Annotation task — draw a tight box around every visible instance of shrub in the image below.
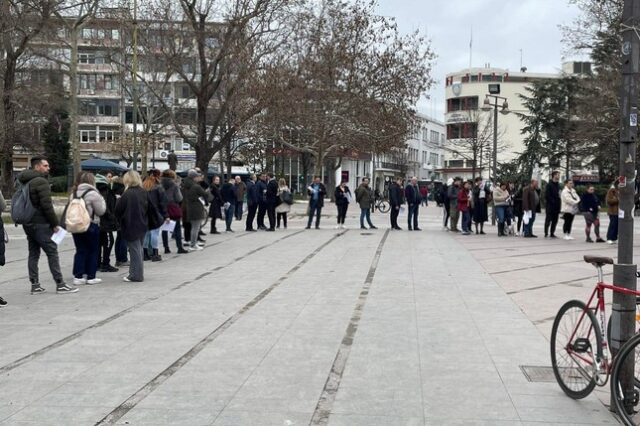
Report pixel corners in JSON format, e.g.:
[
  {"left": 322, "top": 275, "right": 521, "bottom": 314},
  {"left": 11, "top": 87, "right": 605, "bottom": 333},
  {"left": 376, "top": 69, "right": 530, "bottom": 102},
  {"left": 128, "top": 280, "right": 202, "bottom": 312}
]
[{"left": 50, "top": 176, "right": 68, "bottom": 193}]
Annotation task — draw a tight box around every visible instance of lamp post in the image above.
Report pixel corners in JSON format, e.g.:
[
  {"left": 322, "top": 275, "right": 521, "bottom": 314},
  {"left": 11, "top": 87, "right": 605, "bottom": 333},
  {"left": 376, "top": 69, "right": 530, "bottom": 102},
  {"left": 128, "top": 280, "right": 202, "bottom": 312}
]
[{"left": 481, "top": 94, "right": 509, "bottom": 225}]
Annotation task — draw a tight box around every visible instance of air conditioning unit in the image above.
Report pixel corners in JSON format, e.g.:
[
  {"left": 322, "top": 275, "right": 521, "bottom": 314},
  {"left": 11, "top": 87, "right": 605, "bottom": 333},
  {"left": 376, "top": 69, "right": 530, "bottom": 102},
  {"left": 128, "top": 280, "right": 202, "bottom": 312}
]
[{"left": 159, "top": 150, "right": 168, "bottom": 159}]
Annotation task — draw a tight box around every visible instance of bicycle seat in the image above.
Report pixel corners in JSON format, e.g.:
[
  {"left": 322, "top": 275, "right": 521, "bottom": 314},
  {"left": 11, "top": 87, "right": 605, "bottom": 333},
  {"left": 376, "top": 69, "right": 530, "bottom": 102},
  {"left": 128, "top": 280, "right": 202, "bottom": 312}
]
[{"left": 583, "top": 255, "right": 614, "bottom": 266}]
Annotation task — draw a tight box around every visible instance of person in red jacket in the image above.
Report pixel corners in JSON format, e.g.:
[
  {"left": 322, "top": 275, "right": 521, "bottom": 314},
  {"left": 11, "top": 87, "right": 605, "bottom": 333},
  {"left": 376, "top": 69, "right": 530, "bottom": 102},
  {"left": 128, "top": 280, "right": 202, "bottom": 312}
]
[
  {"left": 458, "top": 180, "right": 472, "bottom": 235},
  {"left": 420, "top": 185, "right": 428, "bottom": 206}
]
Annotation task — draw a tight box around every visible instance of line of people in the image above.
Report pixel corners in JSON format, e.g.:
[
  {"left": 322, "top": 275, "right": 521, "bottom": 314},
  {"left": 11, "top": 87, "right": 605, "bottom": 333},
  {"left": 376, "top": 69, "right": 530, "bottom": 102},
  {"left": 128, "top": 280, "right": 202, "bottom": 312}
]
[{"left": 439, "top": 171, "right": 619, "bottom": 243}]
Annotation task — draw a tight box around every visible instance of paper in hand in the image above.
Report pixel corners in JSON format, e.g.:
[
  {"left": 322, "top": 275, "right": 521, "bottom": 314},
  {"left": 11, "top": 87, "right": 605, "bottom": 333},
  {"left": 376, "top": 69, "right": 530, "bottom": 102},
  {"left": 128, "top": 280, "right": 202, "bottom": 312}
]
[
  {"left": 160, "top": 220, "right": 176, "bottom": 233},
  {"left": 51, "top": 228, "right": 67, "bottom": 246}
]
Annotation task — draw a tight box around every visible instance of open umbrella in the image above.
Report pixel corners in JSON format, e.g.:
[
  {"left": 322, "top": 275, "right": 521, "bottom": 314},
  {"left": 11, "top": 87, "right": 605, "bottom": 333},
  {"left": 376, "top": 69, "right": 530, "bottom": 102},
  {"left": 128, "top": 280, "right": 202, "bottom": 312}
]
[{"left": 81, "top": 158, "right": 129, "bottom": 174}]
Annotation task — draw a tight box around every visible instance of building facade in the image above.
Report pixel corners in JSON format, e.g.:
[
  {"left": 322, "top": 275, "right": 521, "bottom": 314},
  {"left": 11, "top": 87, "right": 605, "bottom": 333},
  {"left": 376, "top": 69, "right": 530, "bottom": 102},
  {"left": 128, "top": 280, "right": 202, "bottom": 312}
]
[{"left": 440, "top": 65, "right": 572, "bottom": 181}]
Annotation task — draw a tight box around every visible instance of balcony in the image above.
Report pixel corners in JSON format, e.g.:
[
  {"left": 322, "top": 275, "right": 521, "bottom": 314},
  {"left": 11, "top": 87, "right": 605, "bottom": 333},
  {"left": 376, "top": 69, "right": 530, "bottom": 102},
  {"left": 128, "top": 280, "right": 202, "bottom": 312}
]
[
  {"left": 445, "top": 111, "right": 475, "bottom": 125},
  {"left": 78, "top": 89, "right": 120, "bottom": 98},
  {"left": 78, "top": 115, "right": 120, "bottom": 125},
  {"left": 77, "top": 63, "right": 119, "bottom": 74}
]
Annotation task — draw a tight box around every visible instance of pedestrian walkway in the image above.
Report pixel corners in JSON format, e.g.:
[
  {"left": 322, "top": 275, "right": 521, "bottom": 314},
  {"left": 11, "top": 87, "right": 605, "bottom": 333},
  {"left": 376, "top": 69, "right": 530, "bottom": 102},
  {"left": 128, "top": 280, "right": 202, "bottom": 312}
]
[{"left": 0, "top": 207, "right": 617, "bottom": 425}]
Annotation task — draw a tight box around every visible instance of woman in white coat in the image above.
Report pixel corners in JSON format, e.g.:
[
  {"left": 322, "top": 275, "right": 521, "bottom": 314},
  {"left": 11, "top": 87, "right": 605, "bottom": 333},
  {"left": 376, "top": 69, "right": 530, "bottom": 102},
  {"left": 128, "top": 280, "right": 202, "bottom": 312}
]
[{"left": 560, "top": 179, "right": 580, "bottom": 240}]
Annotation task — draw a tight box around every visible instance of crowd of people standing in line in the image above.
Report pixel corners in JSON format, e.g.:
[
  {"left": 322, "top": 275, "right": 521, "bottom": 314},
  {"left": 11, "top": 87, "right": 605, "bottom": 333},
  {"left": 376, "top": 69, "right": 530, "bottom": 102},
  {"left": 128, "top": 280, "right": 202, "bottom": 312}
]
[
  {"left": 438, "top": 171, "right": 620, "bottom": 243},
  {"left": 0, "top": 156, "right": 622, "bottom": 308}
]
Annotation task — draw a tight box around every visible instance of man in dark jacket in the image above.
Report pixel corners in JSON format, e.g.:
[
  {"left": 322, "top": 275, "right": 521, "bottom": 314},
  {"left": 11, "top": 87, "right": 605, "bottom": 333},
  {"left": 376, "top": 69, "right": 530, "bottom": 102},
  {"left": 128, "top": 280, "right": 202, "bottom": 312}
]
[
  {"left": 306, "top": 176, "right": 327, "bottom": 229},
  {"left": 405, "top": 177, "right": 421, "bottom": 231},
  {"left": 522, "top": 179, "right": 540, "bottom": 238},
  {"left": 18, "top": 156, "right": 77, "bottom": 294},
  {"left": 220, "top": 178, "right": 236, "bottom": 232},
  {"left": 581, "top": 185, "right": 605, "bottom": 243},
  {"left": 245, "top": 174, "right": 258, "bottom": 231},
  {"left": 544, "top": 171, "right": 561, "bottom": 238},
  {"left": 256, "top": 174, "right": 268, "bottom": 230},
  {"left": 234, "top": 176, "right": 246, "bottom": 221},
  {"left": 167, "top": 150, "right": 178, "bottom": 171},
  {"left": 265, "top": 173, "right": 278, "bottom": 231},
  {"left": 388, "top": 177, "right": 403, "bottom": 230}
]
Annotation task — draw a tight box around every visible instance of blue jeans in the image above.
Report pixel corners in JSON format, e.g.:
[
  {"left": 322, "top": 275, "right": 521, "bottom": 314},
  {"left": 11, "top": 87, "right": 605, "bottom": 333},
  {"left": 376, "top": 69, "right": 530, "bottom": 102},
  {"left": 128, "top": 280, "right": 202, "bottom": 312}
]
[
  {"left": 524, "top": 212, "right": 536, "bottom": 236},
  {"left": 461, "top": 210, "right": 471, "bottom": 232},
  {"left": 360, "top": 208, "right": 374, "bottom": 228},
  {"left": 143, "top": 228, "right": 160, "bottom": 251},
  {"left": 225, "top": 205, "right": 234, "bottom": 230},
  {"left": 307, "top": 201, "right": 322, "bottom": 228},
  {"left": 495, "top": 206, "right": 507, "bottom": 224},
  {"left": 72, "top": 222, "right": 100, "bottom": 279}
]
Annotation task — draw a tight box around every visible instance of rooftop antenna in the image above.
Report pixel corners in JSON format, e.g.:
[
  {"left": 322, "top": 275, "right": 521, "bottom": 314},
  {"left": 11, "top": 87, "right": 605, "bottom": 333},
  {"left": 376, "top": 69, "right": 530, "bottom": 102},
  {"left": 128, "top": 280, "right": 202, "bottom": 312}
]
[{"left": 519, "top": 49, "right": 523, "bottom": 70}]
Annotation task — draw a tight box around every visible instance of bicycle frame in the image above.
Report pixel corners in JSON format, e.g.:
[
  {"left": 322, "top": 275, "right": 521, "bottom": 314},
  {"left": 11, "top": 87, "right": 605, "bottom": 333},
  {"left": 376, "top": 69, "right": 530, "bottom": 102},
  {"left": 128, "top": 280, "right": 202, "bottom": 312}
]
[{"left": 574, "top": 265, "right": 640, "bottom": 379}]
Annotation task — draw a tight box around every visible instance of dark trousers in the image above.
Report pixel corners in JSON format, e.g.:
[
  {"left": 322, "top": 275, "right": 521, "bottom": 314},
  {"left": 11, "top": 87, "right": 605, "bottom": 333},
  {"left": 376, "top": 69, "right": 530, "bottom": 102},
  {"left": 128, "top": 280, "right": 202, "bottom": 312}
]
[
  {"left": 408, "top": 204, "right": 419, "bottom": 229},
  {"left": 115, "top": 231, "right": 128, "bottom": 262},
  {"left": 524, "top": 212, "right": 536, "bottom": 236},
  {"left": 162, "top": 218, "right": 184, "bottom": 250},
  {"left": 235, "top": 201, "right": 243, "bottom": 220},
  {"left": 23, "top": 223, "right": 64, "bottom": 285},
  {"left": 257, "top": 203, "right": 267, "bottom": 228},
  {"left": 337, "top": 204, "right": 348, "bottom": 224},
  {"left": 544, "top": 210, "right": 559, "bottom": 236},
  {"left": 449, "top": 205, "right": 459, "bottom": 231},
  {"left": 246, "top": 203, "right": 257, "bottom": 230},
  {"left": 443, "top": 204, "right": 450, "bottom": 227},
  {"left": 307, "top": 201, "right": 322, "bottom": 228},
  {"left": 607, "top": 214, "right": 619, "bottom": 241},
  {"left": 267, "top": 202, "right": 276, "bottom": 230},
  {"left": 183, "top": 220, "right": 192, "bottom": 242},
  {"left": 461, "top": 210, "right": 472, "bottom": 232},
  {"left": 390, "top": 205, "right": 400, "bottom": 228},
  {"left": 562, "top": 213, "right": 575, "bottom": 234},
  {"left": 225, "top": 205, "right": 234, "bottom": 230},
  {"left": 72, "top": 223, "right": 100, "bottom": 280},
  {"left": 277, "top": 212, "right": 288, "bottom": 228},
  {"left": 99, "top": 230, "right": 115, "bottom": 267}
]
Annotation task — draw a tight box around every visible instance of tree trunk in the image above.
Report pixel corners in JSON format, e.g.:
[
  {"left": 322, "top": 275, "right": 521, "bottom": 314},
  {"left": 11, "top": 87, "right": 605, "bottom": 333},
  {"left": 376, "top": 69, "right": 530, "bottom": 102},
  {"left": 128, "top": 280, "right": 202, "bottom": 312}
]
[
  {"left": 1, "top": 59, "right": 17, "bottom": 195},
  {"left": 226, "top": 139, "right": 232, "bottom": 178},
  {"left": 69, "top": 30, "right": 81, "bottom": 182}
]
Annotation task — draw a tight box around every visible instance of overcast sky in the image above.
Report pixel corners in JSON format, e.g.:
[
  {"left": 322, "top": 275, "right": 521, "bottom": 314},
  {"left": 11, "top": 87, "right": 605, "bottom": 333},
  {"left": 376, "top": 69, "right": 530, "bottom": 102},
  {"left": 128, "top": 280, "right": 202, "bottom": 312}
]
[{"left": 375, "top": 0, "right": 584, "bottom": 120}]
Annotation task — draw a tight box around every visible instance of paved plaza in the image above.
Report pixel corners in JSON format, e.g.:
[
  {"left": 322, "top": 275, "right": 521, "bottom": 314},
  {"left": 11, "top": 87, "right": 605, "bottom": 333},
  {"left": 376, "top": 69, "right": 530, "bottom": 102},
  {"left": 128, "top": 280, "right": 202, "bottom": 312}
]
[{"left": 0, "top": 204, "right": 624, "bottom": 425}]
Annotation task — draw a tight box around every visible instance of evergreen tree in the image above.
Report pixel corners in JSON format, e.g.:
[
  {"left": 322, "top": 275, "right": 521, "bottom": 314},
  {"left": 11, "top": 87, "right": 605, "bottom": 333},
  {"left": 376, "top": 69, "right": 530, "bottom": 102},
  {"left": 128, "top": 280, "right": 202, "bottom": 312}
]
[{"left": 42, "top": 111, "right": 70, "bottom": 177}]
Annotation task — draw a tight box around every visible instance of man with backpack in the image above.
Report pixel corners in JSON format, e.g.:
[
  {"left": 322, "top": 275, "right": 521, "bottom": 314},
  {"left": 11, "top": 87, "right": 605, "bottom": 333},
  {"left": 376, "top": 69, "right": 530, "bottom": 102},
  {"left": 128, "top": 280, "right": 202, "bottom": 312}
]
[{"left": 14, "top": 156, "right": 77, "bottom": 294}]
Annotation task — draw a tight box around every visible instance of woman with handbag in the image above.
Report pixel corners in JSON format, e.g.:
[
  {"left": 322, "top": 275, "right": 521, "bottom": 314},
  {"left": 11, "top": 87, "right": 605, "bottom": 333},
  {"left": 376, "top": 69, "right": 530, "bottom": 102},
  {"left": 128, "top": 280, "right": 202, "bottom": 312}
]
[
  {"left": 276, "top": 178, "right": 292, "bottom": 229},
  {"left": 334, "top": 180, "right": 351, "bottom": 229},
  {"left": 161, "top": 170, "right": 187, "bottom": 254}
]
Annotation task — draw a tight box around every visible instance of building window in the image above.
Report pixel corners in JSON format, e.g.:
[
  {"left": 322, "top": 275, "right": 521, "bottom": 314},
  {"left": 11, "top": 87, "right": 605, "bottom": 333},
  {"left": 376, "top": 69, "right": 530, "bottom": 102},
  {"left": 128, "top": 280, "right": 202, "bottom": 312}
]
[
  {"left": 98, "top": 129, "right": 116, "bottom": 142},
  {"left": 447, "top": 96, "right": 479, "bottom": 113},
  {"left": 80, "top": 129, "right": 97, "bottom": 143},
  {"left": 446, "top": 123, "right": 477, "bottom": 139},
  {"left": 430, "top": 153, "right": 439, "bottom": 166}
]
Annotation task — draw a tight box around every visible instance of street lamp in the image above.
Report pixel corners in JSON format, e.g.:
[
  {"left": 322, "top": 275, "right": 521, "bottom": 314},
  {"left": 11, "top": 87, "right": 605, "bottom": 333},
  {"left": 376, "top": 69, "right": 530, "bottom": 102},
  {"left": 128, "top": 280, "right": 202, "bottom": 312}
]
[{"left": 481, "top": 94, "right": 509, "bottom": 225}]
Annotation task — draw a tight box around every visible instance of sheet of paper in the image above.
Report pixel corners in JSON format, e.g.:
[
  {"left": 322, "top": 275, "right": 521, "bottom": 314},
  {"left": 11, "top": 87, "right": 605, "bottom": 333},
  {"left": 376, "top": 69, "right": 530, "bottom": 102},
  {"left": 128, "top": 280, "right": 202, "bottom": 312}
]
[
  {"left": 160, "top": 220, "right": 176, "bottom": 233},
  {"left": 51, "top": 228, "right": 67, "bottom": 246}
]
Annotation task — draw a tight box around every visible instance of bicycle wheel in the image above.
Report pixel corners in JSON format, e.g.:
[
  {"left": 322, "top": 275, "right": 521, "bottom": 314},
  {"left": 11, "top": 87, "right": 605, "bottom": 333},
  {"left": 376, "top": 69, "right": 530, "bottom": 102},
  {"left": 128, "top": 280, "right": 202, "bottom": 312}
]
[
  {"left": 611, "top": 333, "right": 640, "bottom": 425},
  {"left": 551, "top": 300, "right": 602, "bottom": 399},
  {"left": 378, "top": 200, "right": 390, "bottom": 213},
  {"left": 607, "top": 313, "right": 640, "bottom": 388}
]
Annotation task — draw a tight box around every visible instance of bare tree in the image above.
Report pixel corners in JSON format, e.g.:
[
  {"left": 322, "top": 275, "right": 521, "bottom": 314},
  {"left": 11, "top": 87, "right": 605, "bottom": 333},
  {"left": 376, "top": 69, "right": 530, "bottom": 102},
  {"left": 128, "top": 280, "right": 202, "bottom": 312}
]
[
  {"left": 0, "top": 0, "right": 57, "bottom": 193},
  {"left": 257, "top": 0, "right": 435, "bottom": 176}
]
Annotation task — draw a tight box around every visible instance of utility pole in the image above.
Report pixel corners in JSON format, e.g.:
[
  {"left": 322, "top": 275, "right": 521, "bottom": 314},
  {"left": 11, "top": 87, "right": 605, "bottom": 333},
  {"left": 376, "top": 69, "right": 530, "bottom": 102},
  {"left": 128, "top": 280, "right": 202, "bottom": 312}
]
[
  {"left": 131, "top": 0, "right": 139, "bottom": 172},
  {"left": 610, "top": 0, "right": 639, "bottom": 414}
]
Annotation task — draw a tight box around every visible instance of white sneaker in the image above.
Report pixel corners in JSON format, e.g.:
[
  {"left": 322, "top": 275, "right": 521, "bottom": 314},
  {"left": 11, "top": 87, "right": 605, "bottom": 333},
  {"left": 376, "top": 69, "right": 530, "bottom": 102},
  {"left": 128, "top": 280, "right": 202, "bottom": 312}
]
[
  {"left": 607, "top": 240, "right": 614, "bottom": 245},
  {"left": 192, "top": 245, "right": 203, "bottom": 251},
  {"left": 73, "top": 277, "right": 86, "bottom": 285},
  {"left": 86, "top": 278, "right": 102, "bottom": 285},
  {"left": 566, "top": 235, "right": 574, "bottom": 240},
  {"left": 335, "top": 225, "right": 341, "bottom": 229},
  {"left": 563, "top": 234, "right": 571, "bottom": 240}
]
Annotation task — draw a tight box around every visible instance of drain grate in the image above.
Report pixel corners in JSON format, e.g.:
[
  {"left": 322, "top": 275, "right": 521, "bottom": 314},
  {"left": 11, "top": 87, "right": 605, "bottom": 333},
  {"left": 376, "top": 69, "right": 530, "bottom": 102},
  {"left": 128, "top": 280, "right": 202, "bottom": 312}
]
[
  {"left": 360, "top": 232, "right": 373, "bottom": 235},
  {"left": 520, "top": 365, "right": 556, "bottom": 383}
]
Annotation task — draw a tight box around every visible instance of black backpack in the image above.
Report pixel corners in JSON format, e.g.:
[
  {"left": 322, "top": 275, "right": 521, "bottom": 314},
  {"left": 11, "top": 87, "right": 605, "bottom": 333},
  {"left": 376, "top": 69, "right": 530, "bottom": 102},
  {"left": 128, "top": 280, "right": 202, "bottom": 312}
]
[
  {"left": 281, "top": 191, "right": 294, "bottom": 205},
  {"left": 11, "top": 182, "right": 37, "bottom": 225}
]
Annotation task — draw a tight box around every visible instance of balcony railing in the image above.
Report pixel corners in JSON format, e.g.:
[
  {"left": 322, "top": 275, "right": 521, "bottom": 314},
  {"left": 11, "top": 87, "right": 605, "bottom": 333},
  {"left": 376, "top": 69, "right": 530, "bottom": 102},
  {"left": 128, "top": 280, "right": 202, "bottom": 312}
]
[
  {"left": 78, "top": 115, "right": 120, "bottom": 125},
  {"left": 78, "top": 88, "right": 121, "bottom": 98}
]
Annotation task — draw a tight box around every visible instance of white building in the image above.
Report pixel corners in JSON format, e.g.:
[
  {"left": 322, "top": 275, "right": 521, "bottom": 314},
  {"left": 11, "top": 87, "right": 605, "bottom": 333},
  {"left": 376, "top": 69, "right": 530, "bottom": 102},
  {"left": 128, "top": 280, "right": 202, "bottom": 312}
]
[
  {"left": 405, "top": 113, "right": 446, "bottom": 182},
  {"left": 440, "top": 63, "right": 589, "bottom": 181}
]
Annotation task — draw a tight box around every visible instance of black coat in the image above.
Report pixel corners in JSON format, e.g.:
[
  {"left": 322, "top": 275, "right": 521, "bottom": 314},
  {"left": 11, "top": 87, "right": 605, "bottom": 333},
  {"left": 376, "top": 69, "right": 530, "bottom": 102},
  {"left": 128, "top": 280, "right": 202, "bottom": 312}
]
[
  {"left": 148, "top": 185, "right": 169, "bottom": 219},
  {"left": 405, "top": 184, "right": 420, "bottom": 205},
  {"left": 246, "top": 180, "right": 259, "bottom": 207},
  {"left": 96, "top": 182, "right": 118, "bottom": 232},
  {"left": 334, "top": 185, "right": 351, "bottom": 206},
  {"left": 221, "top": 183, "right": 237, "bottom": 205},
  {"left": 266, "top": 179, "right": 279, "bottom": 204},
  {"left": 208, "top": 184, "right": 223, "bottom": 219},
  {"left": 256, "top": 180, "right": 267, "bottom": 204},
  {"left": 389, "top": 183, "right": 403, "bottom": 207},
  {"left": 545, "top": 181, "right": 561, "bottom": 213},
  {"left": 17, "top": 169, "right": 58, "bottom": 227},
  {"left": 114, "top": 186, "right": 149, "bottom": 242}
]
